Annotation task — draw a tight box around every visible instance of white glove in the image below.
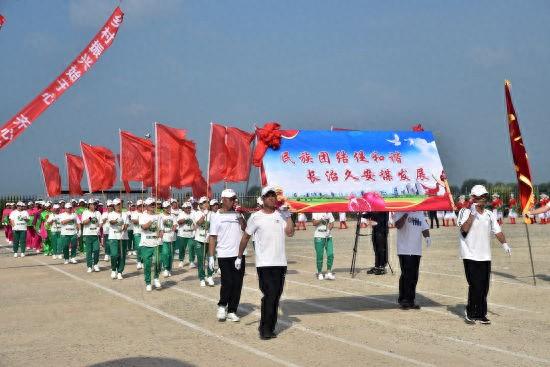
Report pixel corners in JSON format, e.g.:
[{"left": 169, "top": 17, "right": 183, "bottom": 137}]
[
  {"left": 502, "top": 243, "right": 512, "bottom": 256},
  {"left": 425, "top": 237, "right": 432, "bottom": 247},
  {"left": 234, "top": 257, "right": 242, "bottom": 270},
  {"left": 469, "top": 203, "right": 478, "bottom": 218},
  {"left": 208, "top": 256, "right": 215, "bottom": 271}
]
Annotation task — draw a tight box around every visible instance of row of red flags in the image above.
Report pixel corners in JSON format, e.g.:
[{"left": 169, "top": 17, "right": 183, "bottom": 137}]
[{"left": 39, "top": 122, "right": 256, "bottom": 199}]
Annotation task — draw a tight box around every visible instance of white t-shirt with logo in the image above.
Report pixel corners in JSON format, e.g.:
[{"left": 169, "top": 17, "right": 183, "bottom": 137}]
[
  {"left": 139, "top": 213, "right": 160, "bottom": 247},
  {"left": 130, "top": 211, "right": 142, "bottom": 235},
  {"left": 125, "top": 211, "right": 134, "bottom": 232},
  {"left": 457, "top": 208, "right": 502, "bottom": 261},
  {"left": 394, "top": 212, "right": 429, "bottom": 256},
  {"left": 107, "top": 211, "right": 129, "bottom": 240},
  {"left": 47, "top": 213, "right": 61, "bottom": 233},
  {"left": 177, "top": 211, "right": 195, "bottom": 238},
  {"left": 58, "top": 212, "right": 79, "bottom": 236},
  {"left": 192, "top": 210, "right": 211, "bottom": 243},
  {"left": 81, "top": 210, "right": 102, "bottom": 236},
  {"left": 312, "top": 212, "right": 335, "bottom": 238},
  {"left": 209, "top": 211, "right": 243, "bottom": 258},
  {"left": 101, "top": 211, "right": 111, "bottom": 235},
  {"left": 160, "top": 213, "right": 176, "bottom": 243},
  {"left": 10, "top": 210, "right": 29, "bottom": 231},
  {"left": 245, "top": 210, "right": 287, "bottom": 267}
]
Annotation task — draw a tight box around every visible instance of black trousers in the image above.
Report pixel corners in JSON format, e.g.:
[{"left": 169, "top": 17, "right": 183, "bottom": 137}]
[
  {"left": 218, "top": 256, "right": 245, "bottom": 313},
  {"left": 463, "top": 259, "right": 491, "bottom": 318},
  {"left": 398, "top": 255, "right": 421, "bottom": 305},
  {"left": 372, "top": 232, "right": 388, "bottom": 267},
  {"left": 257, "top": 266, "right": 287, "bottom": 335},
  {"left": 428, "top": 211, "right": 439, "bottom": 228}
]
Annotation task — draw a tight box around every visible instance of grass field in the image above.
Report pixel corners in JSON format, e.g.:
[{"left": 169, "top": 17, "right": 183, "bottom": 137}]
[{"left": 0, "top": 222, "right": 549, "bottom": 367}]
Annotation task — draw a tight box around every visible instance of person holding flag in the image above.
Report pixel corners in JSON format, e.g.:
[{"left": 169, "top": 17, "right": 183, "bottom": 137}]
[
  {"left": 9, "top": 202, "right": 29, "bottom": 257},
  {"left": 81, "top": 199, "right": 102, "bottom": 273},
  {"left": 58, "top": 203, "right": 80, "bottom": 264},
  {"left": 107, "top": 198, "right": 129, "bottom": 280},
  {"left": 139, "top": 198, "right": 162, "bottom": 291},
  {"left": 46, "top": 204, "right": 62, "bottom": 259},
  {"left": 126, "top": 202, "right": 136, "bottom": 256},
  {"left": 311, "top": 212, "right": 336, "bottom": 280},
  {"left": 130, "top": 200, "right": 144, "bottom": 270},
  {"left": 192, "top": 197, "right": 215, "bottom": 287},
  {"left": 457, "top": 185, "right": 512, "bottom": 324},
  {"left": 101, "top": 200, "right": 114, "bottom": 261},
  {"left": 176, "top": 202, "right": 195, "bottom": 268},
  {"left": 159, "top": 201, "right": 176, "bottom": 277}
]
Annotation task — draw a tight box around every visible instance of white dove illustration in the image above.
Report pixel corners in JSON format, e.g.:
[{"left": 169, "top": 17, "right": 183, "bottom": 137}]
[
  {"left": 386, "top": 133, "right": 401, "bottom": 146},
  {"left": 406, "top": 138, "right": 415, "bottom": 145}
]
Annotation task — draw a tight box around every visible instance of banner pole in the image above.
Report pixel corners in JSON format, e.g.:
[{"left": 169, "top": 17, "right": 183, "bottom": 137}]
[
  {"left": 349, "top": 214, "right": 361, "bottom": 278},
  {"left": 523, "top": 221, "right": 537, "bottom": 286}
]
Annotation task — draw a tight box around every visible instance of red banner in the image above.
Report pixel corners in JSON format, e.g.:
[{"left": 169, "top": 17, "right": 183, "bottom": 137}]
[
  {"left": 225, "top": 127, "right": 254, "bottom": 182},
  {"left": 208, "top": 123, "right": 228, "bottom": 184},
  {"left": 40, "top": 158, "right": 61, "bottom": 197},
  {"left": 81, "top": 142, "right": 116, "bottom": 192},
  {"left": 120, "top": 130, "right": 154, "bottom": 185},
  {"left": 0, "top": 7, "right": 124, "bottom": 150},
  {"left": 65, "top": 153, "right": 84, "bottom": 195},
  {"left": 505, "top": 80, "right": 535, "bottom": 221},
  {"left": 0, "top": 14, "right": 5, "bottom": 29},
  {"left": 155, "top": 122, "right": 187, "bottom": 188}
]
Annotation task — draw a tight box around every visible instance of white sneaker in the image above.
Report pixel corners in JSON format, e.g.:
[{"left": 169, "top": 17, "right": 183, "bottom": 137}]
[
  {"left": 146, "top": 284, "right": 152, "bottom": 292},
  {"left": 178, "top": 261, "right": 184, "bottom": 268},
  {"left": 163, "top": 270, "right": 169, "bottom": 277},
  {"left": 51, "top": 254, "right": 56, "bottom": 258},
  {"left": 69, "top": 258, "right": 77, "bottom": 264},
  {"left": 104, "top": 255, "right": 110, "bottom": 261},
  {"left": 200, "top": 280, "right": 206, "bottom": 287},
  {"left": 110, "top": 271, "right": 117, "bottom": 279},
  {"left": 36, "top": 250, "right": 40, "bottom": 254},
  {"left": 226, "top": 312, "right": 240, "bottom": 322},
  {"left": 132, "top": 251, "right": 137, "bottom": 256},
  {"left": 117, "top": 273, "right": 123, "bottom": 280},
  {"left": 64, "top": 260, "right": 69, "bottom": 265},
  {"left": 216, "top": 268, "right": 221, "bottom": 275},
  {"left": 189, "top": 262, "right": 196, "bottom": 269},
  {"left": 13, "top": 253, "right": 18, "bottom": 258},
  {"left": 167, "top": 271, "right": 172, "bottom": 277},
  {"left": 325, "top": 272, "right": 336, "bottom": 280},
  {"left": 87, "top": 267, "right": 92, "bottom": 273},
  {"left": 136, "top": 262, "right": 143, "bottom": 270},
  {"left": 317, "top": 273, "right": 324, "bottom": 280},
  {"left": 153, "top": 278, "right": 161, "bottom": 289},
  {"left": 206, "top": 277, "right": 215, "bottom": 286},
  {"left": 20, "top": 253, "right": 25, "bottom": 258},
  {"left": 93, "top": 265, "right": 100, "bottom": 272},
  {"left": 217, "top": 306, "right": 227, "bottom": 321}
]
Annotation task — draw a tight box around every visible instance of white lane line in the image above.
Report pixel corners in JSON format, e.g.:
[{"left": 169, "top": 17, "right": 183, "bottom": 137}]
[
  {"left": 35, "top": 260, "right": 301, "bottom": 367},
  {"left": 288, "top": 253, "right": 539, "bottom": 313}
]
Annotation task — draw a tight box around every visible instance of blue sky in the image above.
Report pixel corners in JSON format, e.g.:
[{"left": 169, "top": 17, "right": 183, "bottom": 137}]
[{"left": 0, "top": 0, "right": 549, "bottom": 194}]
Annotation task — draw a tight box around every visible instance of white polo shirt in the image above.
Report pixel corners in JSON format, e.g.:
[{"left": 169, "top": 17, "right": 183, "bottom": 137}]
[
  {"left": 312, "top": 212, "right": 334, "bottom": 238},
  {"left": 101, "top": 211, "right": 111, "bottom": 235},
  {"left": 47, "top": 213, "right": 61, "bottom": 233},
  {"left": 192, "top": 210, "right": 211, "bottom": 243},
  {"left": 107, "top": 211, "right": 129, "bottom": 240},
  {"left": 130, "top": 211, "right": 142, "bottom": 235},
  {"left": 209, "top": 211, "right": 243, "bottom": 258},
  {"left": 81, "top": 210, "right": 102, "bottom": 236},
  {"left": 160, "top": 213, "right": 176, "bottom": 243},
  {"left": 9, "top": 210, "right": 29, "bottom": 231},
  {"left": 245, "top": 210, "right": 287, "bottom": 267},
  {"left": 177, "top": 211, "right": 195, "bottom": 238},
  {"left": 58, "top": 212, "right": 79, "bottom": 236},
  {"left": 394, "top": 211, "right": 429, "bottom": 256},
  {"left": 139, "top": 213, "right": 160, "bottom": 247},
  {"left": 457, "top": 208, "right": 501, "bottom": 261}
]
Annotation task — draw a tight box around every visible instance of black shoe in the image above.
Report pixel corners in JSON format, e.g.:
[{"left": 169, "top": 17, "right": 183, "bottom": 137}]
[
  {"left": 374, "top": 267, "right": 386, "bottom": 275},
  {"left": 259, "top": 331, "right": 277, "bottom": 340},
  {"left": 479, "top": 317, "right": 491, "bottom": 325},
  {"left": 399, "top": 304, "right": 410, "bottom": 310},
  {"left": 464, "top": 313, "right": 476, "bottom": 324},
  {"left": 366, "top": 267, "right": 377, "bottom": 274},
  {"left": 409, "top": 304, "right": 421, "bottom": 310}
]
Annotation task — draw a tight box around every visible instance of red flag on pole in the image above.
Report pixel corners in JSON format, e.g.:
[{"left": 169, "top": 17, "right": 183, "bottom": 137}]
[
  {"left": 208, "top": 123, "right": 228, "bottom": 185},
  {"left": 505, "top": 80, "right": 535, "bottom": 221},
  {"left": 116, "top": 154, "right": 131, "bottom": 193},
  {"left": 225, "top": 127, "right": 254, "bottom": 182},
  {"left": 39, "top": 158, "right": 61, "bottom": 197},
  {"left": 0, "top": 14, "right": 6, "bottom": 29},
  {"left": 155, "top": 123, "right": 187, "bottom": 189},
  {"left": 192, "top": 173, "right": 209, "bottom": 199},
  {"left": 81, "top": 142, "right": 116, "bottom": 192},
  {"left": 120, "top": 130, "right": 154, "bottom": 185},
  {"left": 0, "top": 7, "right": 124, "bottom": 150},
  {"left": 65, "top": 153, "right": 84, "bottom": 195},
  {"left": 178, "top": 139, "right": 201, "bottom": 187}
]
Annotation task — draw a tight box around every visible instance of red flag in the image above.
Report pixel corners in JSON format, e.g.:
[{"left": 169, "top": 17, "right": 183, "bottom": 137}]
[
  {"left": 155, "top": 123, "right": 186, "bottom": 188},
  {"left": 192, "top": 173, "right": 209, "bottom": 199},
  {"left": 505, "top": 80, "right": 535, "bottom": 221},
  {"left": 115, "top": 154, "right": 131, "bottom": 193},
  {"left": 120, "top": 130, "right": 154, "bottom": 185},
  {"left": 39, "top": 158, "right": 61, "bottom": 197},
  {"left": 178, "top": 139, "right": 201, "bottom": 187},
  {"left": 0, "top": 7, "right": 124, "bottom": 150},
  {"left": 65, "top": 153, "right": 84, "bottom": 195},
  {"left": 225, "top": 127, "right": 254, "bottom": 182},
  {"left": 0, "top": 14, "right": 5, "bottom": 29},
  {"left": 208, "top": 123, "right": 228, "bottom": 184},
  {"left": 81, "top": 142, "right": 116, "bottom": 192},
  {"left": 412, "top": 124, "right": 424, "bottom": 132}
]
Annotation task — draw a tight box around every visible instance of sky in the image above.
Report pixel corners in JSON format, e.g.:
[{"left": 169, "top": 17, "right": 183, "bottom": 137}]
[{"left": 0, "top": 0, "right": 549, "bottom": 195}]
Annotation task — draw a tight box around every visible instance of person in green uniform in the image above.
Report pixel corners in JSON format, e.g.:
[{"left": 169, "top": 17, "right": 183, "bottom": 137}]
[
  {"left": 107, "top": 198, "right": 129, "bottom": 280},
  {"left": 139, "top": 198, "right": 161, "bottom": 291},
  {"left": 176, "top": 202, "right": 195, "bottom": 268},
  {"left": 192, "top": 197, "right": 214, "bottom": 287},
  {"left": 81, "top": 199, "right": 102, "bottom": 272}
]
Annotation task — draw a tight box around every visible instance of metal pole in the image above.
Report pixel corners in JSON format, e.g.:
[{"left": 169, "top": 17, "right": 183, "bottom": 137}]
[
  {"left": 349, "top": 214, "right": 361, "bottom": 277},
  {"left": 523, "top": 222, "right": 537, "bottom": 286}
]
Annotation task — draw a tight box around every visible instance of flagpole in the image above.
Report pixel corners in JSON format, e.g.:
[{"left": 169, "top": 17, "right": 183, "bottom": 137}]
[
  {"left": 39, "top": 157, "right": 48, "bottom": 198},
  {"left": 207, "top": 122, "right": 213, "bottom": 197},
  {"left": 523, "top": 220, "right": 537, "bottom": 286},
  {"left": 154, "top": 122, "right": 159, "bottom": 201},
  {"left": 80, "top": 142, "right": 93, "bottom": 195}
]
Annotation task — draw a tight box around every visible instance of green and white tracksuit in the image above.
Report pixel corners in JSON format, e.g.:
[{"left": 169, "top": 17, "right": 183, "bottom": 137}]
[
  {"left": 107, "top": 211, "right": 129, "bottom": 274},
  {"left": 312, "top": 212, "right": 335, "bottom": 273},
  {"left": 160, "top": 213, "right": 176, "bottom": 272},
  {"left": 82, "top": 210, "right": 102, "bottom": 268},
  {"left": 139, "top": 213, "right": 161, "bottom": 285},
  {"left": 176, "top": 212, "right": 195, "bottom": 262}
]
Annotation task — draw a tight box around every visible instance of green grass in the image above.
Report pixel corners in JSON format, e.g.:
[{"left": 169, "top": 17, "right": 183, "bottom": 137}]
[{"left": 291, "top": 195, "right": 428, "bottom": 204}]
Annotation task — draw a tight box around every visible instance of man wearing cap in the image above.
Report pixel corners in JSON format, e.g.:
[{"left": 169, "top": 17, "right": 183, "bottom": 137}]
[
  {"left": 108, "top": 198, "right": 129, "bottom": 280},
  {"left": 209, "top": 199, "right": 220, "bottom": 213},
  {"left": 131, "top": 200, "right": 144, "bottom": 269},
  {"left": 237, "top": 186, "right": 294, "bottom": 339},
  {"left": 208, "top": 189, "right": 246, "bottom": 322},
  {"left": 394, "top": 211, "right": 431, "bottom": 310},
  {"left": 458, "top": 185, "right": 511, "bottom": 324},
  {"left": 47, "top": 204, "right": 62, "bottom": 259},
  {"left": 9, "top": 202, "right": 29, "bottom": 257},
  {"left": 81, "top": 199, "right": 102, "bottom": 273},
  {"left": 192, "top": 196, "right": 215, "bottom": 287},
  {"left": 176, "top": 202, "right": 195, "bottom": 268},
  {"left": 58, "top": 203, "right": 80, "bottom": 264},
  {"left": 139, "top": 198, "right": 162, "bottom": 291},
  {"left": 101, "top": 201, "right": 113, "bottom": 261},
  {"left": 311, "top": 212, "right": 336, "bottom": 280},
  {"left": 159, "top": 201, "right": 176, "bottom": 277}
]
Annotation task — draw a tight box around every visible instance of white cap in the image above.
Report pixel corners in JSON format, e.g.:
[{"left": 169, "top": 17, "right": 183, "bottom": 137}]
[
  {"left": 53, "top": 204, "right": 60, "bottom": 209},
  {"left": 198, "top": 196, "right": 209, "bottom": 204},
  {"left": 87, "top": 198, "right": 96, "bottom": 204},
  {"left": 65, "top": 203, "right": 72, "bottom": 209},
  {"left": 144, "top": 197, "right": 155, "bottom": 206},
  {"left": 112, "top": 198, "right": 122, "bottom": 205},
  {"left": 106, "top": 200, "right": 113, "bottom": 206},
  {"left": 182, "top": 202, "right": 191, "bottom": 208},
  {"left": 27, "top": 201, "right": 33, "bottom": 206},
  {"left": 44, "top": 202, "right": 51, "bottom": 207},
  {"left": 170, "top": 198, "right": 178, "bottom": 203},
  {"left": 162, "top": 201, "right": 170, "bottom": 208},
  {"left": 261, "top": 186, "right": 277, "bottom": 197},
  {"left": 188, "top": 197, "right": 196, "bottom": 203},
  {"left": 71, "top": 199, "right": 77, "bottom": 203},
  {"left": 257, "top": 197, "right": 263, "bottom": 206},
  {"left": 16, "top": 201, "right": 24, "bottom": 206},
  {"left": 492, "top": 193, "right": 499, "bottom": 197},
  {"left": 136, "top": 199, "right": 143, "bottom": 206},
  {"left": 209, "top": 199, "right": 218, "bottom": 206},
  {"left": 220, "top": 188, "right": 237, "bottom": 198},
  {"left": 470, "top": 185, "right": 489, "bottom": 197},
  {"left": 79, "top": 199, "right": 86, "bottom": 203}
]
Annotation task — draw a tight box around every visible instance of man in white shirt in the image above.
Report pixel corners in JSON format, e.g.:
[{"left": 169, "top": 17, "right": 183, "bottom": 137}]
[
  {"left": 209, "top": 199, "right": 220, "bottom": 213},
  {"left": 126, "top": 202, "right": 136, "bottom": 256},
  {"left": 101, "top": 201, "right": 114, "bottom": 261},
  {"left": 131, "top": 200, "right": 144, "bottom": 269},
  {"left": 139, "top": 198, "right": 162, "bottom": 291},
  {"left": 237, "top": 186, "right": 294, "bottom": 340},
  {"left": 46, "top": 204, "right": 62, "bottom": 259},
  {"left": 160, "top": 201, "right": 176, "bottom": 277},
  {"left": 81, "top": 199, "right": 102, "bottom": 272},
  {"left": 58, "top": 203, "right": 80, "bottom": 264},
  {"left": 176, "top": 202, "right": 195, "bottom": 268},
  {"left": 108, "top": 198, "right": 129, "bottom": 280},
  {"left": 9, "top": 202, "right": 29, "bottom": 257},
  {"left": 192, "top": 196, "right": 214, "bottom": 287},
  {"left": 458, "top": 185, "right": 511, "bottom": 324},
  {"left": 208, "top": 189, "right": 246, "bottom": 322},
  {"left": 394, "top": 211, "right": 430, "bottom": 310},
  {"left": 311, "top": 212, "right": 335, "bottom": 280}
]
